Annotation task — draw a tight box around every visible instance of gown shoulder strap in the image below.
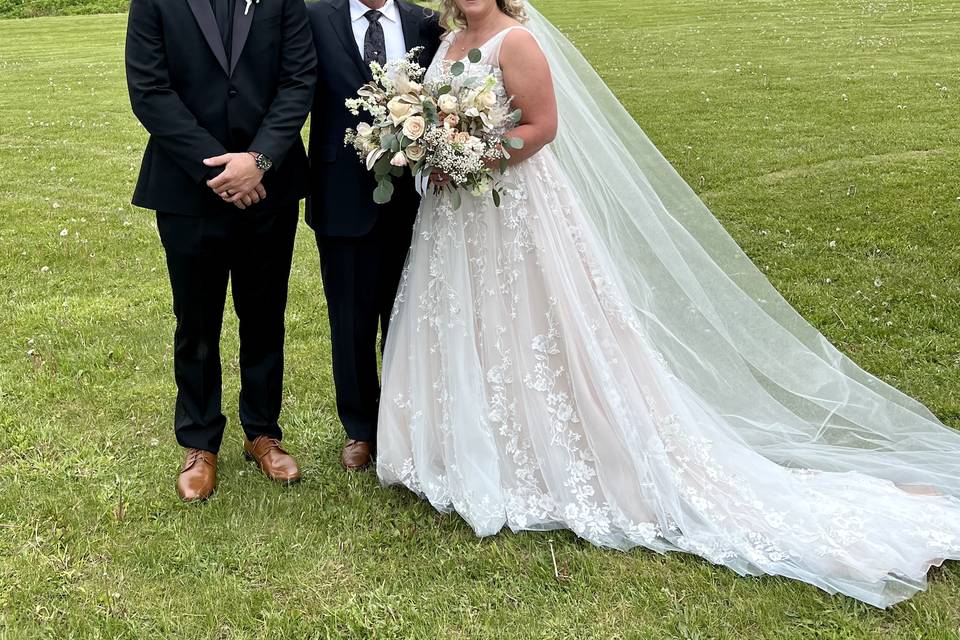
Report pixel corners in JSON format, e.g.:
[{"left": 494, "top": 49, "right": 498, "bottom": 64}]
[{"left": 486, "top": 25, "right": 543, "bottom": 67}]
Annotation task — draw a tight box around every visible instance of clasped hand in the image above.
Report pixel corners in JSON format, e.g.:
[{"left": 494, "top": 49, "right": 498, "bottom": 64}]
[{"left": 204, "top": 153, "right": 266, "bottom": 210}]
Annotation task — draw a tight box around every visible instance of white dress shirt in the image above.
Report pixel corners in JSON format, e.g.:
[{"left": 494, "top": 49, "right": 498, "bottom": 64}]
[{"left": 349, "top": 0, "right": 408, "bottom": 64}]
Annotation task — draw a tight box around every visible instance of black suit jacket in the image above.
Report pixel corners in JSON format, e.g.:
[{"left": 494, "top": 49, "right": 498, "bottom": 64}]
[
  {"left": 305, "top": 0, "right": 443, "bottom": 237},
  {"left": 126, "top": 0, "right": 317, "bottom": 216}
]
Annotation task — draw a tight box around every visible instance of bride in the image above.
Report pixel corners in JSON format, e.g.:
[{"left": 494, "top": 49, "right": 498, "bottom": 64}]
[{"left": 375, "top": 0, "right": 960, "bottom": 607}]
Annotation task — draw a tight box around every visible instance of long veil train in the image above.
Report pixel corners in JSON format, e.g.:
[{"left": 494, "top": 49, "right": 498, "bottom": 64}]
[
  {"left": 379, "top": 3, "right": 960, "bottom": 609},
  {"left": 525, "top": 3, "right": 960, "bottom": 493}
]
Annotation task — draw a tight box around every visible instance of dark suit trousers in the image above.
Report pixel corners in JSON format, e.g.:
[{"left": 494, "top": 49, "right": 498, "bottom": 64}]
[
  {"left": 316, "top": 210, "right": 415, "bottom": 443},
  {"left": 157, "top": 205, "right": 298, "bottom": 453}
]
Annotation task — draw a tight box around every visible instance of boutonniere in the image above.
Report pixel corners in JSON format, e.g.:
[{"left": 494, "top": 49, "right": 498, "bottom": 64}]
[{"left": 244, "top": 0, "right": 260, "bottom": 16}]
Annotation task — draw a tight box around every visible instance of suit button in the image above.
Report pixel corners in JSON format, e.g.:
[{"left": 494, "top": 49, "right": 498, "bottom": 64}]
[{"left": 228, "top": 89, "right": 238, "bottom": 98}]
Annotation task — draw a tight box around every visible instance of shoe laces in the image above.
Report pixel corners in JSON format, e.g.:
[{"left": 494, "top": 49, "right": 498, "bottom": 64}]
[
  {"left": 255, "top": 437, "right": 287, "bottom": 456},
  {"left": 187, "top": 449, "right": 212, "bottom": 466}
]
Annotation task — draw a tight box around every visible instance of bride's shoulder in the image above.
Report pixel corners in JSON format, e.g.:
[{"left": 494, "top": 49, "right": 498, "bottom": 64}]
[{"left": 498, "top": 24, "right": 545, "bottom": 63}]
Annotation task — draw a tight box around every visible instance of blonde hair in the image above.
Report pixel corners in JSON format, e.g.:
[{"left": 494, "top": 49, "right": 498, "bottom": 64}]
[{"left": 438, "top": 0, "right": 528, "bottom": 33}]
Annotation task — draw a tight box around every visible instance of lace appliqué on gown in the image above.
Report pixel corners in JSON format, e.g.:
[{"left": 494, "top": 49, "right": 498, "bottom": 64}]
[{"left": 376, "top": 27, "right": 960, "bottom": 608}]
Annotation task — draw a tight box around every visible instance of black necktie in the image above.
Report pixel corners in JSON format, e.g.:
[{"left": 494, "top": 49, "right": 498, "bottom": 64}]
[
  {"left": 363, "top": 10, "right": 387, "bottom": 67},
  {"left": 212, "top": 0, "right": 233, "bottom": 59}
]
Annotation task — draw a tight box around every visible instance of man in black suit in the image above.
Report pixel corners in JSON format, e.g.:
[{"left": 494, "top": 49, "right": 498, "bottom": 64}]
[
  {"left": 126, "top": 0, "right": 317, "bottom": 501},
  {"left": 306, "top": 0, "right": 442, "bottom": 470}
]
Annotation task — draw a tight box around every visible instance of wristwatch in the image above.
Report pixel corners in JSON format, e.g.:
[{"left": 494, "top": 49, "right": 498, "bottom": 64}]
[{"left": 248, "top": 151, "right": 273, "bottom": 172}]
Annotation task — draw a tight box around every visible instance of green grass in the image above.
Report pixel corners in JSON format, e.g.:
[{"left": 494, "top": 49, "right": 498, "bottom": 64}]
[
  {"left": 0, "top": 0, "right": 125, "bottom": 19},
  {"left": 1, "top": 1, "right": 959, "bottom": 637}
]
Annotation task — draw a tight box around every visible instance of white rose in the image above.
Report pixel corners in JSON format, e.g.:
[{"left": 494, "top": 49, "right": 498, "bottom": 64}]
[
  {"left": 356, "top": 122, "right": 373, "bottom": 137},
  {"left": 387, "top": 97, "right": 413, "bottom": 125},
  {"left": 477, "top": 90, "right": 497, "bottom": 109},
  {"left": 443, "top": 114, "right": 460, "bottom": 129},
  {"left": 437, "top": 94, "right": 459, "bottom": 114},
  {"left": 404, "top": 144, "right": 425, "bottom": 162},
  {"left": 390, "top": 151, "right": 408, "bottom": 167},
  {"left": 483, "top": 110, "right": 504, "bottom": 127},
  {"left": 402, "top": 116, "right": 426, "bottom": 141}
]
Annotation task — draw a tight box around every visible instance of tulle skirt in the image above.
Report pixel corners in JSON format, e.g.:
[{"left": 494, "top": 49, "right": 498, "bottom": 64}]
[{"left": 376, "top": 150, "right": 960, "bottom": 608}]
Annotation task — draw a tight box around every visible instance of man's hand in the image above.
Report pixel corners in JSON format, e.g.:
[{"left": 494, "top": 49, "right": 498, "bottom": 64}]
[
  {"left": 230, "top": 183, "right": 268, "bottom": 210},
  {"left": 204, "top": 152, "right": 265, "bottom": 205}
]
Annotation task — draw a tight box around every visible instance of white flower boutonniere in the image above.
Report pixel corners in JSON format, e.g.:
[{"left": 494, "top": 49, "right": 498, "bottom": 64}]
[{"left": 244, "top": 0, "right": 260, "bottom": 16}]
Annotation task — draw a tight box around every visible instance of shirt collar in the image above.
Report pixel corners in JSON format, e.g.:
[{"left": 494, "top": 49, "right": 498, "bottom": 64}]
[{"left": 350, "top": 0, "right": 399, "bottom": 24}]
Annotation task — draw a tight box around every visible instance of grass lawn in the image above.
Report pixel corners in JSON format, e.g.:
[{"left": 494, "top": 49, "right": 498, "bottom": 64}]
[{"left": 1, "top": 1, "right": 959, "bottom": 637}]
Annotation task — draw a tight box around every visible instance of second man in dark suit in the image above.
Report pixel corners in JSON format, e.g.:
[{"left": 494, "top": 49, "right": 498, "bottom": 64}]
[{"left": 306, "top": 0, "right": 443, "bottom": 470}]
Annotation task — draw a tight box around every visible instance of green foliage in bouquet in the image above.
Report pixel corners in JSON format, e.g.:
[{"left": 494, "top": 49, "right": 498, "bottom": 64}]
[{"left": 345, "top": 46, "right": 526, "bottom": 209}]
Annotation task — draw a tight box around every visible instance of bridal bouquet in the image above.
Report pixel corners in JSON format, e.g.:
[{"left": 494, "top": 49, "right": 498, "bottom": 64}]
[{"left": 344, "top": 48, "right": 524, "bottom": 208}]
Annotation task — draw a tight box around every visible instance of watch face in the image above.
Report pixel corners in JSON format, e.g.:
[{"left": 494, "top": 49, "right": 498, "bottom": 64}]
[{"left": 256, "top": 154, "right": 272, "bottom": 171}]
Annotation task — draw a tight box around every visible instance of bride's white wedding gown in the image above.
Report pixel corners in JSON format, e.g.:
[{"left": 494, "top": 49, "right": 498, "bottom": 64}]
[{"left": 376, "top": 18, "right": 960, "bottom": 608}]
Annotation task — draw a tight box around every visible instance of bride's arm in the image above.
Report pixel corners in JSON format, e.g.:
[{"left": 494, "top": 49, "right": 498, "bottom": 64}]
[{"left": 499, "top": 29, "right": 558, "bottom": 165}]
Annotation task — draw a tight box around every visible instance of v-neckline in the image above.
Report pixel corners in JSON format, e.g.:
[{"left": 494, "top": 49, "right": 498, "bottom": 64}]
[{"left": 441, "top": 26, "right": 520, "bottom": 64}]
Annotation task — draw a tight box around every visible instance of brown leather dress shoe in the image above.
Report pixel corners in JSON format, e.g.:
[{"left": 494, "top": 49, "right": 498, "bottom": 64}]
[
  {"left": 177, "top": 449, "right": 218, "bottom": 502},
  {"left": 341, "top": 439, "right": 374, "bottom": 471},
  {"left": 243, "top": 435, "right": 301, "bottom": 484}
]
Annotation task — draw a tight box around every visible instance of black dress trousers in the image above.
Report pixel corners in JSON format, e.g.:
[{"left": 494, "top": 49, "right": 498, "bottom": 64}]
[
  {"left": 157, "top": 205, "right": 298, "bottom": 453},
  {"left": 316, "top": 207, "right": 416, "bottom": 443}
]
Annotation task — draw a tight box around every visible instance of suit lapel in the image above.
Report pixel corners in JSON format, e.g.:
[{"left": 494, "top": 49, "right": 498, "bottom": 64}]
[
  {"left": 330, "top": 0, "right": 371, "bottom": 81},
  {"left": 230, "top": 0, "right": 255, "bottom": 75},
  {"left": 396, "top": 1, "right": 420, "bottom": 53},
  {"left": 187, "top": 0, "right": 230, "bottom": 75}
]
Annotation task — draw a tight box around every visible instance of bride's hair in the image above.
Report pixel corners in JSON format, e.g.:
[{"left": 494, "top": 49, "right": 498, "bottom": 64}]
[{"left": 438, "top": 0, "right": 529, "bottom": 32}]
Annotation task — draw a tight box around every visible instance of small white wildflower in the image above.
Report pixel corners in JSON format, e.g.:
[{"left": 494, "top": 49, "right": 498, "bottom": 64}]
[
  {"left": 874, "top": 278, "right": 883, "bottom": 288},
  {"left": 60, "top": 228, "right": 68, "bottom": 237}
]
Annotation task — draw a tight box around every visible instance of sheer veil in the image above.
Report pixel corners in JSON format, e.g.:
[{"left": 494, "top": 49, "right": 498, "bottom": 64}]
[{"left": 524, "top": 3, "right": 960, "bottom": 494}]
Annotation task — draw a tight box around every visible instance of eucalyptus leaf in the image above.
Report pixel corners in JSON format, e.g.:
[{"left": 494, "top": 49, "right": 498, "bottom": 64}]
[
  {"left": 374, "top": 158, "right": 393, "bottom": 177},
  {"left": 422, "top": 100, "right": 439, "bottom": 123},
  {"left": 390, "top": 165, "right": 404, "bottom": 178},
  {"left": 373, "top": 179, "right": 395, "bottom": 205},
  {"left": 492, "top": 189, "right": 501, "bottom": 208},
  {"left": 467, "top": 48, "right": 482, "bottom": 64},
  {"left": 451, "top": 61, "right": 465, "bottom": 77},
  {"left": 449, "top": 187, "right": 462, "bottom": 210},
  {"left": 438, "top": 84, "right": 452, "bottom": 96}
]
